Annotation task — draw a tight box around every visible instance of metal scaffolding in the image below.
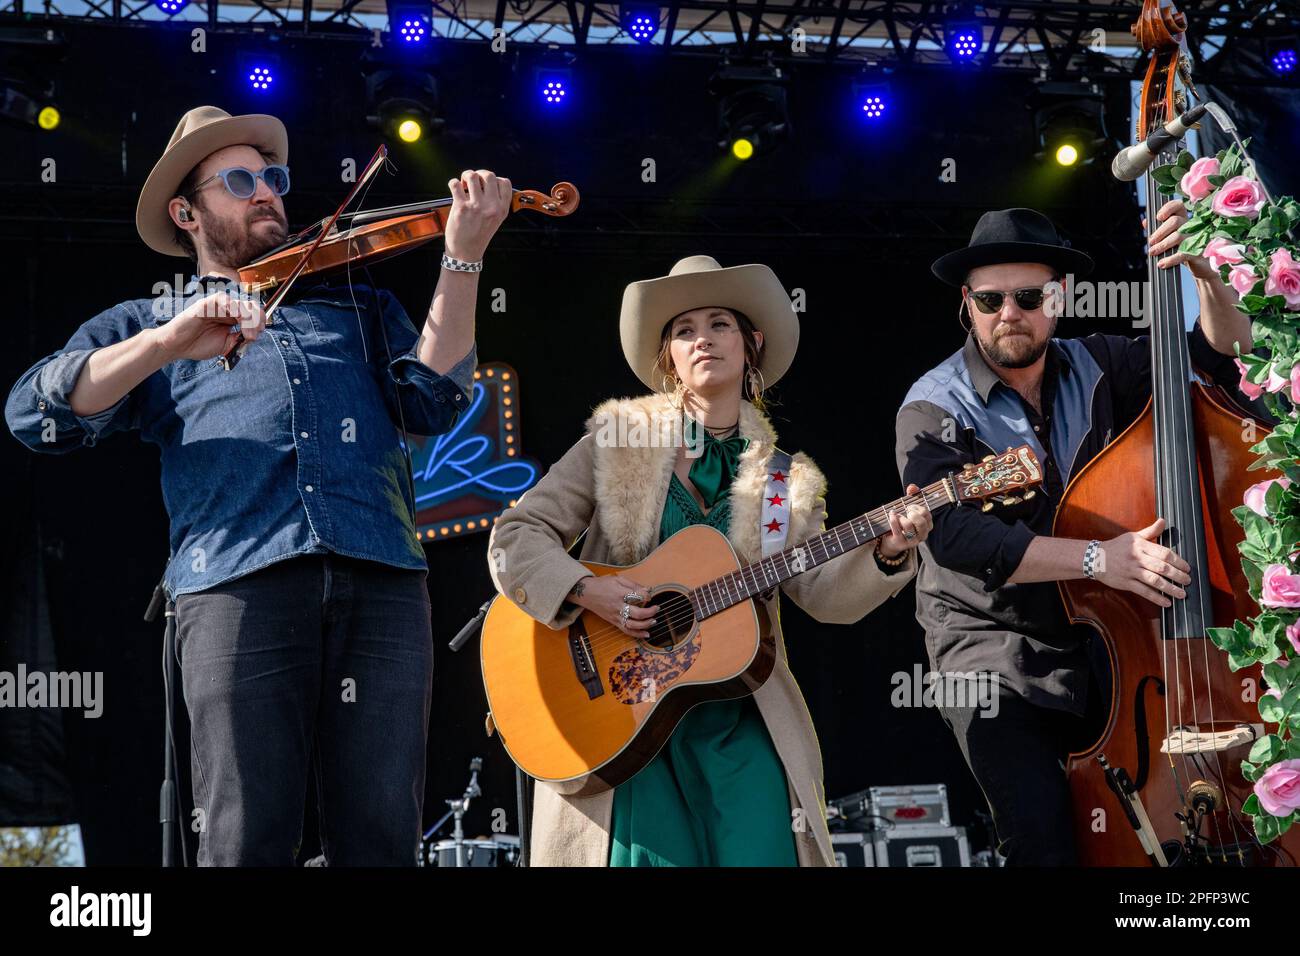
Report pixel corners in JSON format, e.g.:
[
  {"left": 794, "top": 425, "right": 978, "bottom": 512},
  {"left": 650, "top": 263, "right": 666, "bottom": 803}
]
[{"left": 1, "top": 1, "right": 1296, "bottom": 80}]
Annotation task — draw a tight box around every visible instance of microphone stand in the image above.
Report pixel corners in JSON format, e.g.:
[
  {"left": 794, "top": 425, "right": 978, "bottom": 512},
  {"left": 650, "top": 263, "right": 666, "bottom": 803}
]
[
  {"left": 447, "top": 596, "right": 531, "bottom": 866},
  {"left": 145, "top": 573, "right": 187, "bottom": 868}
]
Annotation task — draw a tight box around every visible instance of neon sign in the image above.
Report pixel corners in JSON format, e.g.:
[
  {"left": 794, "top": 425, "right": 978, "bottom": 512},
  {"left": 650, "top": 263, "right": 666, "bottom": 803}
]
[{"left": 409, "top": 362, "right": 539, "bottom": 541}]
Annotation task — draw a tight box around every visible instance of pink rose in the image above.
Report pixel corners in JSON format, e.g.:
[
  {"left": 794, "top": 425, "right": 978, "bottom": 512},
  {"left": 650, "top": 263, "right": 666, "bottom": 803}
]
[
  {"left": 1229, "top": 263, "right": 1259, "bottom": 297},
  {"left": 1180, "top": 157, "right": 1221, "bottom": 202},
  {"left": 1244, "top": 477, "right": 1292, "bottom": 516},
  {"left": 1236, "top": 358, "right": 1264, "bottom": 400},
  {"left": 1291, "top": 364, "right": 1300, "bottom": 404},
  {"left": 1261, "top": 564, "right": 1300, "bottom": 608},
  {"left": 1266, "top": 248, "right": 1300, "bottom": 310},
  {"left": 1254, "top": 759, "right": 1300, "bottom": 817},
  {"left": 1267, "top": 367, "right": 1290, "bottom": 393},
  {"left": 1288, "top": 621, "right": 1300, "bottom": 656},
  {"left": 1211, "top": 175, "right": 1268, "bottom": 219},
  {"left": 1203, "top": 237, "right": 1246, "bottom": 270}
]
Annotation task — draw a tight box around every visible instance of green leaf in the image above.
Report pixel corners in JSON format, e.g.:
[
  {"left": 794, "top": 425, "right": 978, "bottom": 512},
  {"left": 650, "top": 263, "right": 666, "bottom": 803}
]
[
  {"left": 1265, "top": 659, "right": 1300, "bottom": 693},
  {"left": 1175, "top": 149, "right": 1194, "bottom": 171},
  {"left": 1242, "top": 555, "right": 1264, "bottom": 598},
  {"left": 1243, "top": 793, "right": 1261, "bottom": 815},
  {"left": 1150, "top": 164, "right": 1180, "bottom": 188},
  {"left": 1267, "top": 479, "right": 1290, "bottom": 515},
  {"left": 1260, "top": 692, "right": 1285, "bottom": 722},
  {"left": 1250, "top": 733, "right": 1285, "bottom": 763},
  {"left": 1242, "top": 759, "right": 1261, "bottom": 783},
  {"left": 1255, "top": 812, "right": 1281, "bottom": 844}
]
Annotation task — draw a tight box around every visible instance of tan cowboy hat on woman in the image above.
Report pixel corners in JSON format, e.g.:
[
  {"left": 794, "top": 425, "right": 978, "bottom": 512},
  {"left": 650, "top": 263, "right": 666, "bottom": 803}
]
[
  {"left": 135, "top": 105, "right": 288, "bottom": 257},
  {"left": 618, "top": 255, "right": 800, "bottom": 391}
]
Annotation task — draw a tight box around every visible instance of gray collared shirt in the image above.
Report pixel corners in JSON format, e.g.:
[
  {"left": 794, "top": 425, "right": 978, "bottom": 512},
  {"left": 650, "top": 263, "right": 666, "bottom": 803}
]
[{"left": 895, "top": 326, "right": 1245, "bottom": 714}]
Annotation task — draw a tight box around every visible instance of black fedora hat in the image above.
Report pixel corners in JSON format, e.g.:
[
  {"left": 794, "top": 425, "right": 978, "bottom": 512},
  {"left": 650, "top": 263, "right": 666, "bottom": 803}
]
[{"left": 931, "top": 208, "right": 1094, "bottom": 286}]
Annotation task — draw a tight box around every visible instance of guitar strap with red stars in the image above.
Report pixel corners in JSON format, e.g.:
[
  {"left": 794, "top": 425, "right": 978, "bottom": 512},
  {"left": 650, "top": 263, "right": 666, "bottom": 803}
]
[{"left": 760, "top": 448, "right": 794, "bottom": 557}]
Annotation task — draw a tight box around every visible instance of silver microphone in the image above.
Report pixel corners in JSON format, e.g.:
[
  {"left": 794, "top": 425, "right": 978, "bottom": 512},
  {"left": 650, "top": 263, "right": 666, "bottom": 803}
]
[{"left": 1111, "top": 103, "right": 1210, "bottom": 182}]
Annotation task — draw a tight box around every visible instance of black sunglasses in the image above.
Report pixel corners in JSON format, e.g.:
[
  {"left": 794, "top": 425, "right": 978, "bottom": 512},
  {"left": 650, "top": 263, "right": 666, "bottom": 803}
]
[
  {"left": 189, "top": 165, "right": 291, "bottom": 201},
  {"left": 967, "top": 287, "right": 1049, "bottom": 314}
]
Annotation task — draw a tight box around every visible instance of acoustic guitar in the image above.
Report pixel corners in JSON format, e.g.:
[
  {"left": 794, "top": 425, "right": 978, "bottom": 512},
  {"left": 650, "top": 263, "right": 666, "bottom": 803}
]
[{"left": 481, "top": 445, "right": 1042, "bottom": 795}]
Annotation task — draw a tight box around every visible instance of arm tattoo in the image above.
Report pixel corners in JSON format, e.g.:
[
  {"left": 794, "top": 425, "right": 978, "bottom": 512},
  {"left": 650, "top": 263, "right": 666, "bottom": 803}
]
[{"left": 571, "top": 579, "right": 586, "bottom": 599}]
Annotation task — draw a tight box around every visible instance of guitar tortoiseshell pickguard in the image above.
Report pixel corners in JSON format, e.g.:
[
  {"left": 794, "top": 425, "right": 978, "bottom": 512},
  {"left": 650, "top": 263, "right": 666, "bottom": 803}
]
[{"left": 608, "top": 639, "right": 700, "bottom": 704}]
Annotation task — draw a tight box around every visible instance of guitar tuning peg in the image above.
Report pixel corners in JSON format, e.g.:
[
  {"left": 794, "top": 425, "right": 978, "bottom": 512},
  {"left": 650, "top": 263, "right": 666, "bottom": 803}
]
[
  {"left": 1001, "top": 495, "right": 1021, "bottom": 506},
  {"left": 981, "top": 501, "right": 994, "bottom": 512},
  {"left": 1023, "top": 489, "right": 1036, "bottom": 500}
]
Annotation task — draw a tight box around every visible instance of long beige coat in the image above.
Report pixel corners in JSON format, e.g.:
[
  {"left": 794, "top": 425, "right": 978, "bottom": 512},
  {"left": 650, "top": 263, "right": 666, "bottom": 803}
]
[{"left": 486, "top": 392, "right": 917, "bottom": 866}]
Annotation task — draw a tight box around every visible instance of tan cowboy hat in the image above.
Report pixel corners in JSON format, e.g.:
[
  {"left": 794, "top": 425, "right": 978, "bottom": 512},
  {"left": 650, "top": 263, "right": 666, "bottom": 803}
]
[
  {"left": 619, "top": 255, "right": 799, "bottom": 392},
  {"left": 135, "top": 106, "right": 288, "bottom": 257}
]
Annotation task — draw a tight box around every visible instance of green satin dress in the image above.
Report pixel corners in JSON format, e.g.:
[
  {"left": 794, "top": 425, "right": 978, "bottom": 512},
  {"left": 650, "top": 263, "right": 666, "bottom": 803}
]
[{"left": 608, "top": 425, "right": 799, "bottom": 867}]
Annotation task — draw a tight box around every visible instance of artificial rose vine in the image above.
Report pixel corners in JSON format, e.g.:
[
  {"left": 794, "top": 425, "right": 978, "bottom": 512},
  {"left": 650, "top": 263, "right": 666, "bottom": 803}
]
[{"left": 1152, "top": 143, "right": 1300, "bottom": 844}]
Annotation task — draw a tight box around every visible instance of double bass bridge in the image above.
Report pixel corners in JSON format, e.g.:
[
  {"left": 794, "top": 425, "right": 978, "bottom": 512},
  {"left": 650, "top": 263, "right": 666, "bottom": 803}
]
[{"left": 1159, "top": 724, "right": 1261, "bottom": 756}]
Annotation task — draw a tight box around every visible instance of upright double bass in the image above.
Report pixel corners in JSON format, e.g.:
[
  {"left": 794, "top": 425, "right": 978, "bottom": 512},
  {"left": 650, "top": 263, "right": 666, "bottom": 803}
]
[{"left": 1054, "top": 0, "right": 1298, "bottom": 866}]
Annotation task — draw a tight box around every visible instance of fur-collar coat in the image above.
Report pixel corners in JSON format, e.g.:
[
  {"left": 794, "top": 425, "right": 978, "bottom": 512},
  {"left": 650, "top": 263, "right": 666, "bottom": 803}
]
[{"left": 488, "top": 392, "right": 917, "bottom": 867}]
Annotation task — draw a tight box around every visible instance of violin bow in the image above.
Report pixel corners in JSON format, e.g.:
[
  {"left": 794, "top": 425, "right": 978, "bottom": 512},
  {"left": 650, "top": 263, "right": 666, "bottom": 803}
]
[{"left": 219, "top": 144, "right": 391, "bottom": 371}]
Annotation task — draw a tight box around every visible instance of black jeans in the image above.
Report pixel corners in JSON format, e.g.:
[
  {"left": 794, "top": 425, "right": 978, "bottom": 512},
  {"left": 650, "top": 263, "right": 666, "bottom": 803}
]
[
  {"left": 940, "top": 677, "right": 1103, "bottom": 867},
  {"left": 175, "top": 553, "right": 433, "bottom": 866}
]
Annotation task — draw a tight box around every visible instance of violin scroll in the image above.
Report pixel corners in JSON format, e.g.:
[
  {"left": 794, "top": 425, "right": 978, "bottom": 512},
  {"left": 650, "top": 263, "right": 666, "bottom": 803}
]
[{"left": 512, "top": 182, "right": 580, "bottom": 218}]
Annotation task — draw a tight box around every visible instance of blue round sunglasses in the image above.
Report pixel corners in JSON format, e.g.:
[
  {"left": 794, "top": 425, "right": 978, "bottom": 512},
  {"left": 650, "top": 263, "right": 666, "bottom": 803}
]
[{"left": 189, "top": 164, "right": 291, "bottom": 200}]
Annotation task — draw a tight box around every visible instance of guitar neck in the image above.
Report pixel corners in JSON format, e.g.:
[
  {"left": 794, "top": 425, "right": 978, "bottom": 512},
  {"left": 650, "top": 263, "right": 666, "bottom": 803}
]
[{"left": 690, "top": 477, "right": 955, "bottom": 620}]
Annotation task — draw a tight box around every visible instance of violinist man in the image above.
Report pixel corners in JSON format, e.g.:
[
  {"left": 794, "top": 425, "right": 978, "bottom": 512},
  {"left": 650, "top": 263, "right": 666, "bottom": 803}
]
[
  {"left": 894, "top": 205, "right": 1253, "bottom": 865},
  {"left": 5, "top": 106, "right": 510, "bottom": 865}
]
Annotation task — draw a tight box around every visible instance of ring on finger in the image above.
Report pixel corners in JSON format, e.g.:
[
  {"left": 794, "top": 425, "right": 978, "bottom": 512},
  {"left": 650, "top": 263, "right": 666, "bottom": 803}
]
[
  {"left": 903, "top": 529, "right": 917, "bottom": 540},
  {"left": 620, "top": 604, "right": 631, "bottom": 621}
]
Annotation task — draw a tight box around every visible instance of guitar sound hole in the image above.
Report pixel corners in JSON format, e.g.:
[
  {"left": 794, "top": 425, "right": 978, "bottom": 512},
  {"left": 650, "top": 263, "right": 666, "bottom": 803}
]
[{"left": 643, "top": 589, "right": 696, "bottom": 651}]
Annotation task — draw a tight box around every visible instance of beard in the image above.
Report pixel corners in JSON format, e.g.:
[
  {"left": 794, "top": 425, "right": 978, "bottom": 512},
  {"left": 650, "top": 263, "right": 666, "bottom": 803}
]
[
  {"left": 975, "top": 315, "right": 1056, "bottom": 370},
  {"left": 201, "top": 205, "right": 287, "bottom": 270}
]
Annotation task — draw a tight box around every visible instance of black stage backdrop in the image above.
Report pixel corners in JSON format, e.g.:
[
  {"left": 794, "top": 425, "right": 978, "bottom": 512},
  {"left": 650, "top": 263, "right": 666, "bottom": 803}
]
[{"left": 1, "top": 21, "right": 1291, "bottom": 865}]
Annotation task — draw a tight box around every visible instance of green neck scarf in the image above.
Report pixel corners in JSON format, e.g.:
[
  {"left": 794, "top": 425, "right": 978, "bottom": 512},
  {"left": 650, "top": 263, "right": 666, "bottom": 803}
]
[{"left": 685, "top": 416, "right": 750, "bottom": 510}]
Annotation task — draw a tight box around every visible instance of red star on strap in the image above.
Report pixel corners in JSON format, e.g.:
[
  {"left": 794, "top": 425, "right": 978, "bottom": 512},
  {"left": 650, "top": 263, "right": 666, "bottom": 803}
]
[
  {"left": 770, "top": 470, "right": 788, "bottom": 483},
  {"left": 766, "top": 493, "right": 785, "bottom": 508},
  {"left": 765, "top": 518, "right": 784, "bottom": 533}
]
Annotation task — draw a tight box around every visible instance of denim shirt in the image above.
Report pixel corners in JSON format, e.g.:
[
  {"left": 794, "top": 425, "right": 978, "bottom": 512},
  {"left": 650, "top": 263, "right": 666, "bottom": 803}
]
[{"left": 5, "top": 276, "right": 476, "bottom": 598}]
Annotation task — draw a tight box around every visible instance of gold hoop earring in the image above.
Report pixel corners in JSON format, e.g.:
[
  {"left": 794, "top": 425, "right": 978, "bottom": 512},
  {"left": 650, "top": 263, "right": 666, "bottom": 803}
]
[
  {"left": 661, "top": 371, "right": 686, "bottom": 409},
  {"left": 957, "top": 298, "right": 973, "bottom": 334}
]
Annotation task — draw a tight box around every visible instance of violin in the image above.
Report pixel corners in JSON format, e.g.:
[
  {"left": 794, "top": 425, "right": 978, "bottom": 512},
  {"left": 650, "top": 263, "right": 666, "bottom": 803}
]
[
  {"left": 219, "top": 145, "right": 579, "bottom": 369},
  {"left": 1053, "top": 0, "right": 1297, "bottom": 866}
]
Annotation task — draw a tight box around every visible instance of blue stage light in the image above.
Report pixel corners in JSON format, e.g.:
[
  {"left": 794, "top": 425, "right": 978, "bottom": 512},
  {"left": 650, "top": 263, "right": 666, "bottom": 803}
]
[
  {"left": 248, "top": 65, "right": 274, "bottom": 92},
  {"left": 399, "top": 16, "right": 429, "bottom": 43},
  {"left": 628, "top": 13, "right": 657, "bottom": 42},
  {"left": 1272, "top": 48, "right": 1297, "bottom": 75},
  {"left": 540, "top": 77, "right": 568, "bottom": 106},
  {"left": 620, "top": 5, "right": 660, "bottom": 44},
  {"left": 156, "top": 0, "right": 187, "bottom": 14},
  {"left": 950, "top": 29, "right": 980, "bottom": 59}
]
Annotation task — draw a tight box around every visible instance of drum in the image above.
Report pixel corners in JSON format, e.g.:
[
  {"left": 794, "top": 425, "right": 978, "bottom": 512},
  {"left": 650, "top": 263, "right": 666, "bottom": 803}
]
[{"left": 427, "top": 835, "right": 520, "bottom": 867}]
